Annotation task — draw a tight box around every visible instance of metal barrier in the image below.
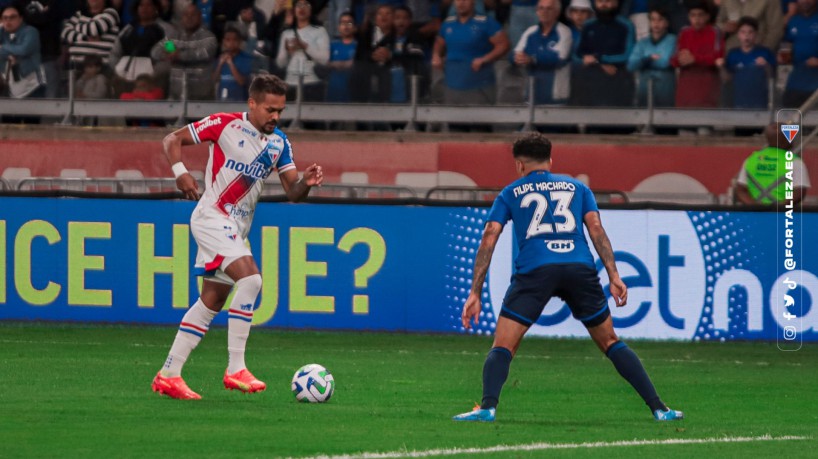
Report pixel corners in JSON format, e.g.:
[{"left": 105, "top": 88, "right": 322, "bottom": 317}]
[
  {"left": 593, "top": 190, "right": 630, "bottom": 204},
  {"left": 1, "top": 177, "right": 742, "bottom": 206},
  {"left": 263, "top": 182, "right": 417, "bottom": 199},
  {"left": 1, "top": 72, "right": 815, "bottom": 132},
  {"left": 16, "top": 177, "right": 203, "bottom": 194},
  {"left": 626, "top": 192, "right": 719, "bottom": 205},
  {"left": 12, "top": 178, "right": 418, "bottom": 199},
  {"left": 425, "top": 187, "right": 630, "bottom": 204},
  {"left": 425, "top": 187, "right": 500, "bottom": 201}
]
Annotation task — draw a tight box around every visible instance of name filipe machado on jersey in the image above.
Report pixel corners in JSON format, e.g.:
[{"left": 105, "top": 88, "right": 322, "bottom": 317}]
[
  {"left": 513, "top": 181, "right": 576, "bottom": 197},
  {"left": 225, "top": 159, "right": 272, "bottom": 179}
]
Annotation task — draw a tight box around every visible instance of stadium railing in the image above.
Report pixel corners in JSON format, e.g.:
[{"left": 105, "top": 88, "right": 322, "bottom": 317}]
[
  {"left": 16, "top": 177, "right": 204, "bottom": 194},
  {"left": 425, "top": 187, "right": 631, "bottom": 204},
  {"left": 262, "top": 182, "right": 418, "bottom": 199},
  {"left": 1, "top": 73, "right": 815, "bottom": 132},
  {"left": 8, "top": 177, "right": 816, "bottom": 206},
  {"left": 10, "top": 177, "right": 418, "bottom": 200},
  {"left": 7, "top": 177, "right": 650, "bottom": 204}
]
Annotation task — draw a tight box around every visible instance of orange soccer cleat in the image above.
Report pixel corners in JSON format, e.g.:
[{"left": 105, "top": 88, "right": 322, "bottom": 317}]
[
  {"left": 151, "top": 372, "right": 202, "bottom": 400},
  {"left": 223, "top": 369, "right": 267, "bottom": 393}
]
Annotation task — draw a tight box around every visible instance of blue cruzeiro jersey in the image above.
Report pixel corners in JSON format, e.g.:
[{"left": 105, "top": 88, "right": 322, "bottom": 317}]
[{"left": 488, "top": 170, "right": 599, "bottom": 273}]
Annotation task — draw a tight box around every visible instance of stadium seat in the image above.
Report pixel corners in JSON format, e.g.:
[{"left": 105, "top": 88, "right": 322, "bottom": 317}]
[{"left": 1, "top": 167, "right": 32, "bottom": 189}]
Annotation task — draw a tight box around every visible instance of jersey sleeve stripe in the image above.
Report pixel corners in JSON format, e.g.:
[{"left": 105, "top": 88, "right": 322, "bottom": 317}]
[
  {"left": 277, "top": 163, "right": 296, "bottom": 174},
  {"left": 188, "top": 123, "right": 201, "bottom": 144}
]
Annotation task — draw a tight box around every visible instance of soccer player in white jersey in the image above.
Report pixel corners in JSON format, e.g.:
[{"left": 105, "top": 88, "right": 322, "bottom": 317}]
[{"left": 151, "top": 74, "right": 324, "bottom": 400}]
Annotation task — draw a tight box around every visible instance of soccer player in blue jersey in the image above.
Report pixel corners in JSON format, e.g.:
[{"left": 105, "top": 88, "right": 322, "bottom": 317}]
[{"left": 453, "top": 134, "right": 683, "bottom": 422}]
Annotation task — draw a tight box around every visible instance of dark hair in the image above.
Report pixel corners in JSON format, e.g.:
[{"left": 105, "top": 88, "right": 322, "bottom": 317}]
[
  {"left": 648, "top": 7, "right": 669, "bottom": 21},
  {"left": 339, "top": 10, "right": 355, "bottom": 23},
  {"left": 2, "top": 5, "right": 22, "bottom": 16},
  {"left": 395, "top": 5, "right": 413, "bottom": 18},
  {"left": 223, "top": 25, "right": 245, "bottom": 41},
  {"left": 135, "top": 73, "right": 155, "bottom": 85},
  {"left": 737, "top": 16, "right": 759, "bottom": 31},
  {"left": 767, "top": 123, "right": 791, "bottom": 148},
  {"left": 82, "top": 0, "right": 112, "bottom": 16},
  {"left": 249, "top": 74, "right": 288, "bottom": 100},
  {"left": 132, "top": 0, "right": 161, "bottom": 18},
  {"left": 686, "top": 1, "right": 710, "bottom": 15},
  {"left": 513, "top": 133, "right": 552, "bottom": 162}
]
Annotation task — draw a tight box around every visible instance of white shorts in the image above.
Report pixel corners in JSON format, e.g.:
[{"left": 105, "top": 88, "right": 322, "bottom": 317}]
[{"left": 191, "top": 206, "right": 253, "bottom": 285}]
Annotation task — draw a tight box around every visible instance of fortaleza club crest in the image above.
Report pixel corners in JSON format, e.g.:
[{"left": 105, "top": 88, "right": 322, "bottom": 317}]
[{"left": 781, "top": 124, "right": 799, "bottom": 144}]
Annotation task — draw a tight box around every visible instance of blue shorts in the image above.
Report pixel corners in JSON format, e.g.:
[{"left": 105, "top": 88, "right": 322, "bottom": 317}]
[{"left": 500, "top": 263, "right": 610, "bottom": 328}]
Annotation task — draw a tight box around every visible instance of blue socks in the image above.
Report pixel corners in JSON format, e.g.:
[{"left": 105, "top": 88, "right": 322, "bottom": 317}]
[
  {"left": 606, "top": 341, "right": 666, "bottom": 412},
  {"left": 481, "top": 347, "right": 513, "bottom": 409}
]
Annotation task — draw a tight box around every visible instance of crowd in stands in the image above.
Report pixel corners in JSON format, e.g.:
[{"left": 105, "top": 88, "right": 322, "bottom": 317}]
[{"left": 0, "top": 0, "right": 817, "bottom": 124}]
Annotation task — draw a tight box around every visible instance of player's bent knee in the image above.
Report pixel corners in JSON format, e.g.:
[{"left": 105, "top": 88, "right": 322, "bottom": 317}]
[{"left": 236, "top": 273, "right": 262, "bottom": 296}]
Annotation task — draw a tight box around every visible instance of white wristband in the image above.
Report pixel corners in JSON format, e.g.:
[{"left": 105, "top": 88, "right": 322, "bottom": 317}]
[{"left": 171, "top": 162, "right": 188, "bottom": 179}]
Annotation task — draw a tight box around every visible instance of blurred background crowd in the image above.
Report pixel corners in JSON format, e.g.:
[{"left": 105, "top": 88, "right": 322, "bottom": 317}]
[{"left": 0, "top": 0, "right": 816, "bottom": 122}]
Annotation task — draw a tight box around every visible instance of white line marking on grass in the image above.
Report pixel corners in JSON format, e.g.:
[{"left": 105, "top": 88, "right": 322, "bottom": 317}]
[
  {"left": 0, "top": 340, "right": 802, "bottom": 367},
  {"left": 296, "top": 435, "right": 810, "bottom": 459}
]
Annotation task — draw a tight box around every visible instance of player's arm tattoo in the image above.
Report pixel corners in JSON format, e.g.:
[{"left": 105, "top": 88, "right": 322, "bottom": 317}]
[
  {"left": 470, "top": 222, "right": 503, "bottom": 295},
  {"left": 590, "top": 226, "right": 618, "bottom": 277}
]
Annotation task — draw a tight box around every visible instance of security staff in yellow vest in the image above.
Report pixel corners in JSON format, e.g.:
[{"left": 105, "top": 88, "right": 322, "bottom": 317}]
[{"left": 735, "top": 123, "right": 811, "bottom": 205}]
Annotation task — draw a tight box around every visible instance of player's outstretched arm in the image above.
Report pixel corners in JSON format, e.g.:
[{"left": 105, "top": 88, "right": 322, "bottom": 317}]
[
  {"left": 279, "top": 164, "right": 324, "bottom": 203},
  {"left": 162, "top": 126, "right": 199, "bottom": 201},
  {"left": 462, "top": 221, "right": 503, "bottom": 329},
  {"left": 584, "top": 211, "right": 628, "bottom": 307}
]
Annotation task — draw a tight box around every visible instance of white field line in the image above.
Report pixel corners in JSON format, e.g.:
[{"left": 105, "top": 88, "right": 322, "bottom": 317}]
[
  {"left": 293, "top": 435, "right": 810, "bottom": 459},
  {"left": 0, "top": 339, "right": 803, "bottom": 366}
]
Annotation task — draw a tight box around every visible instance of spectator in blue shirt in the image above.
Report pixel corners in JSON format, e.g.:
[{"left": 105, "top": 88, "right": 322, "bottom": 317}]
[
  {"left": 326, "top": 11, "right": 357, "bottom": 102},
  {"left": 718, "top": 17, "right": 775, "bottom": 109},
  {"left": 390, "top": 6, "right": 429, "bottom": 102},
  {"left": 781, "top": 0, "right": 818, "bottom": 108},
  {"left": 214, "top": 26, "right": 253, "bottom": 101},
  {"left": 0, "top": 4, "right": 44, "bottom": 99},
  {"left": 571, "top": 0, "right": 635, "bottom": 106},
  {"left": 432, "top": 0, "right": 510, "bottom": 105},
  {"left": 627, "top": 7, "right": 676, "bottom": 107},
  {"left": 512, "top": 0, "right": 572, "bottom": 104}
]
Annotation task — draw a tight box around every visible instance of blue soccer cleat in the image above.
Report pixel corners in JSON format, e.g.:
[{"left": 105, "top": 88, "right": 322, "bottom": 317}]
[
  {"left": 654, "top": 408, "right": 684, "bottom": 421},
  {"left": 452, "top": 405, "right": 496, "bottom": 422}
]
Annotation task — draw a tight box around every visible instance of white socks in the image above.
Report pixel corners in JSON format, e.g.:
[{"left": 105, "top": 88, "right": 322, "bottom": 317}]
[
  {"left": 226, "top": 274, "right": 262, "bottom": 374},
  {"left": 161, "top": 299, "right": 218, "bottom": 377}
]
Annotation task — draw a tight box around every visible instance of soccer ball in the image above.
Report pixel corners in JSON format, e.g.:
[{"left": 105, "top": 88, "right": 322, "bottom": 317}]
[{"left": 291, "top": 364, "right": 335, "bottom": 403}]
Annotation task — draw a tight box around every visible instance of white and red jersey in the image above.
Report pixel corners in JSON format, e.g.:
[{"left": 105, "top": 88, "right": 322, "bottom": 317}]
[{"left": 187, "top": 112, "right": 295, "bottom": 237}]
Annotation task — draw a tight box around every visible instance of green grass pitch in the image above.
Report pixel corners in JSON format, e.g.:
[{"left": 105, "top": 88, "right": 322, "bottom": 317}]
[{"left": 0, "top": 322, "right": 816, "bottom": 458}]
